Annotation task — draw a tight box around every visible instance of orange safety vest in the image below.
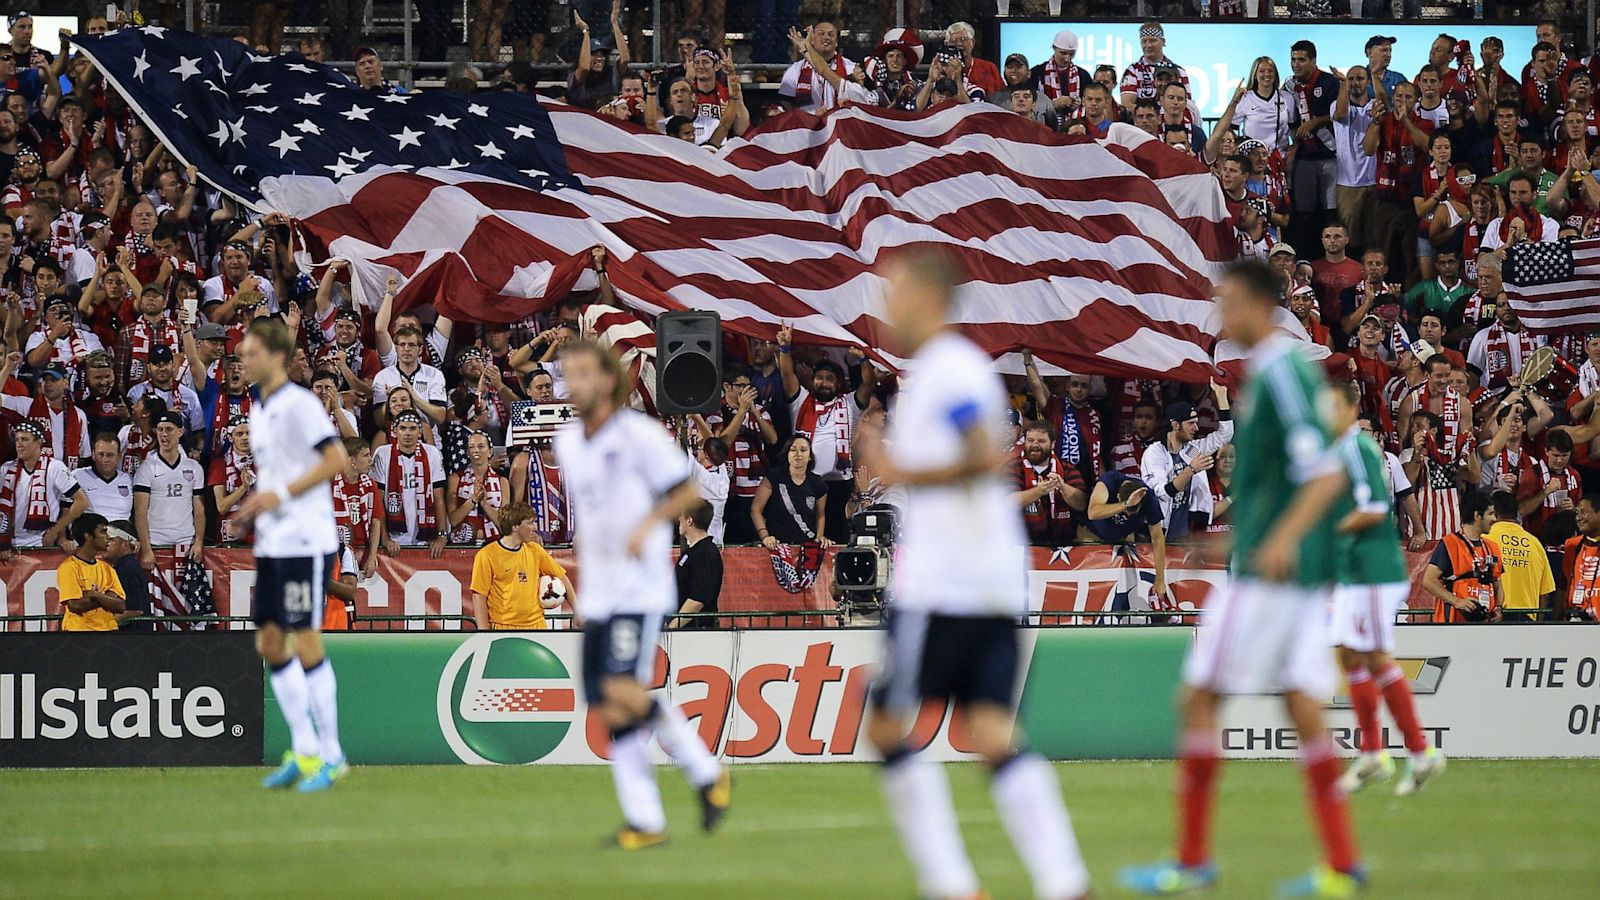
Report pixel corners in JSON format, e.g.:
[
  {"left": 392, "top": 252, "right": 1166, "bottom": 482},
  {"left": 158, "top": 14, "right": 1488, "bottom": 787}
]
[
  {"left": 1435, "top": 531, "right": 1502, "bottom": 623},
  {"left": 1561, "top": 535, "right": 1600, "bottom": 620}
]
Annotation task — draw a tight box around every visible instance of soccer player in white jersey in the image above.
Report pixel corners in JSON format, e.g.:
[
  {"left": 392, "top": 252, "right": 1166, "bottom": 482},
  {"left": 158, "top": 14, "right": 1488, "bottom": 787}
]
[
  {"left": 552, "top": 340, "right": 730, "bottom": 849},
  {"left": 856, "top": 250, "right": 1090, "bottom": 900},
  {"left": 235, "top": 318, "right": 352, "bottom": 793}
]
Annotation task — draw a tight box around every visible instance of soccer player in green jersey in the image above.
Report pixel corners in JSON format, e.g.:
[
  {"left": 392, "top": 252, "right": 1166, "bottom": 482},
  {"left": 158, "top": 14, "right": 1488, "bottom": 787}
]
[
  {"left": 1328, "top": 381, "right": 1446, "bottom": 798},
  {"left": 1123, "top": 261, "right": 1365, "bottom": 898}
]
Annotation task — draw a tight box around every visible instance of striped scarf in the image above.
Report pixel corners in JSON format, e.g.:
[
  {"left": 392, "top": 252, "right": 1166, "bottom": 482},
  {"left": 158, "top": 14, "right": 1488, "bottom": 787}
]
[
  {"left": 121, "top": 425, "right": 154, "bottom": 476},
  {"left": 0, "top": 457, "right": 53, "bottom": 548},
  {"left": 384, "top": 445, "right": 438, "bottom": 541},
  {"left": 1057, "top": 399, "right": 1102, "bottom": 481},
  {"left": 331, "top": 472, "right": 376, "bottom": 549},
  {"left": 524, "top": 450, "right": 570, "bottom": 545},
  {"left": 1415, "top": 385, "right": 1464, "bottom": 450},
  {"left": 129, "top": 315, "right": 182, "bottom": 384},
  {"left": 28, "top": 395, "right": 83, "bottom": 461},
  {"left": 450, "top": 464, "right": 503, "bottom": 544},
  {"left": 1480, "top": 323, "right": 1543, "bottom": 390},
  {"left": 217, "top": 447, "right": 253, "bottom": 544}
]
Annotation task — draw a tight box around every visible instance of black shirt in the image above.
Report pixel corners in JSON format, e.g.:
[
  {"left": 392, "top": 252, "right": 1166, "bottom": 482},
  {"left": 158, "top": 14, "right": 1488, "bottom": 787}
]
[
  {"left": 112, "top": 553, "right": 151, "bottom": 631},
  {"left": 761, "top": 470, "right": 828, "bottom": 544},
  {"left": 675, "top": 536, "right": 723, "bottom": 629}
]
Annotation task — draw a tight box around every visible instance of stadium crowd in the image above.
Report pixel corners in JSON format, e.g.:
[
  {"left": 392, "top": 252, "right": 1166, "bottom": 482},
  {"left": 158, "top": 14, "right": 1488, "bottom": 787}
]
[{"left": 1, "top": 8, "right": 1599, "bottom": 627}]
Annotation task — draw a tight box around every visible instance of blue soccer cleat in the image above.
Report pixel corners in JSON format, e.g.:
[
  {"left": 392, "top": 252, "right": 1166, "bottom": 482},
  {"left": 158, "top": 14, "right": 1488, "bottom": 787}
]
[
  {"left": 263, "top": 751, "right": 319, "bottom": 789},
  {"left": 1118, "top": 861, "right": 1218, "bottom": 895},
  {"left": 1274, "top": 864, "right": 1368, "bottom": 898},
  {"left": 297, "top": 758, "right": 350, "bottom": 793}
]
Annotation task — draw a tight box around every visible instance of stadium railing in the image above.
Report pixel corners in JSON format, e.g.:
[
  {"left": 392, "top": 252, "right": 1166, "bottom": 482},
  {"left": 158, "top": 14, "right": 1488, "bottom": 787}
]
[{"left": 1, "top": 607, "right": 1567, "bottom": 631}]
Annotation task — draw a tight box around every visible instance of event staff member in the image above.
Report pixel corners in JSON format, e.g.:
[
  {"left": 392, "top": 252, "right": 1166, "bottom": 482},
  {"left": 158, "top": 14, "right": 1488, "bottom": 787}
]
[
  {"left": 671, "top": 500, "right": 723, "bottom": 630},
  {"left": 1560, "top": 496, "right": 1600, "bottom": 621},
  {"left": 1486, "top": 490, "right": 1556, "bottom": 619},
  {"left": 56, "top": 514, "right": 124, "bottom": 632},
  {"left": 1421, "top": 491, "right": 1504, "bottom": 623},
  {"left": 469, "top": 503, "right": 574, "bottom": 631}
]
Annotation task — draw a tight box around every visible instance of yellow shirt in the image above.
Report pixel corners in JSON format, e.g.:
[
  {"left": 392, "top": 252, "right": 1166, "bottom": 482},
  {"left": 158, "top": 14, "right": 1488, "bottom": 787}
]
[
  {"left": 1487, "top": 521, "right": 1555, "bottom": 611},
  {"left": 469, "top": 538, "right": 565, "bottom": 630},
  {"left": 57, "top": 555, "right": 124, "bottom": 632}
]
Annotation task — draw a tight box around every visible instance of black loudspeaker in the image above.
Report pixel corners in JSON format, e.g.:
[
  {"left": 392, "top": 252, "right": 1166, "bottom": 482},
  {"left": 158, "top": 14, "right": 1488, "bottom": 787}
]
[{"left": 654, "top": 310, "right": 723, "bottom": 415}]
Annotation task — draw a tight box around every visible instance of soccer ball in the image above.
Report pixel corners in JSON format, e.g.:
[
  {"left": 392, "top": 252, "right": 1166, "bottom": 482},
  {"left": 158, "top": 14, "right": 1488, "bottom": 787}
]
[{"left": 538, "top": 575, "right": 566, "bottom": 610}]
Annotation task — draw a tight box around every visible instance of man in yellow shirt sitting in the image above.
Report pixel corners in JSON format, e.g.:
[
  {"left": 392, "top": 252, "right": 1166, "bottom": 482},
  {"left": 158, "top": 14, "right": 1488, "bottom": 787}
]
[
  {"left": 1487, "top": 491, "right": 1556, "bottom": 620},
  {"left": 470, "top": 504, "right": 576, "bottom": 630},
  {"left": 58, "top": 513, "right": 125, "bottom": 632}
]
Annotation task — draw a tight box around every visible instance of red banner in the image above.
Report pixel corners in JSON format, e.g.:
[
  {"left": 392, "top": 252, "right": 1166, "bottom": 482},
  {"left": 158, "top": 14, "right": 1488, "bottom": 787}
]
[{"left": 4, "top": 543, "right": 1447, "bottom": 630}]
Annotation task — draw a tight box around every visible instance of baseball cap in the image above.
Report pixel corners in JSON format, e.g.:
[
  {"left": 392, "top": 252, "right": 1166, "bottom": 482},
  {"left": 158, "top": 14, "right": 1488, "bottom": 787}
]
[
  {"left": 1359, "top": 313, "right": 1384, "bottom": 328},
  {"left": 1005, "top": 53, "right": 1028, "bottom": 68},
  {"left": 353, "top": 46, "right": 378, "bottom": 62},
  {"left": 149, "top": 345, "right": 175, "bottom": 365},
  {"left": 39, "top": 361, "right": 67, "bottom": 380},
  {"left": 154, "top": 410, "right": 186, "bottom": 430},
  {"left": 1365, "top": 35, "right": 1397, "bottom": 52},
  {"left": 1052, "top": 30, "right": 1079, "bottom": 53},
  {"left": 194, "top": 322, "right": 227, "bottom": 341},
  {"left": 1163, "top": 400, "right": 1198, "bottom": 424},
  {"left": 1237, "top": 137, "right": 1267, "bottom": 155},
  {"left": 1269, "top": 242, "right": 1297, "bottom": 258}
]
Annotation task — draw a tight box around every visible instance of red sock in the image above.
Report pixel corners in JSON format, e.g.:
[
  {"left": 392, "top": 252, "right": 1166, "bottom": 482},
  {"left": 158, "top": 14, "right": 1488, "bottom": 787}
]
[
  {"left": 1301, "top": 738, "right": 1360, "bottom": 873},
  {"left": 1177, "top": 730, "right": 1221, "bottom": 868},
  {"left": 1345, "top": 667, "right": 1383, "bottom": 753},
  {"left": 1376, "top": 664, "right": 1428, "bottom": 753}
]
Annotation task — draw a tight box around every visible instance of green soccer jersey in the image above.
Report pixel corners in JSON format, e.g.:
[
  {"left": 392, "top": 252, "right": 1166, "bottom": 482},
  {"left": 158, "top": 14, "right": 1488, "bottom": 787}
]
[
  {"left": 1333, "top": 427, "right": 1410, "bottom": 585},
  {"left": 1230, "top": 337, "right": 1341, "bottom": 586}
]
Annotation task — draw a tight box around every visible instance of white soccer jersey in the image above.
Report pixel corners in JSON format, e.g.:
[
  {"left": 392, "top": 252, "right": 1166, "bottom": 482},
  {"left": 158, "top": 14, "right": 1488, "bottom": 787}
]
[
  {"left": 0, "top": 458, "right": 79, "bottom": 547},
  {"left": 369, "top": 442, "right": 445, "bottom": 545},
  {"left": 886, "top": 332, "right": 1027, "bottom": 617},
  {"left": 554, "top": 409, "right": 692, "bottom": 620},
  {"left": 251, "top": 382, "right": 340, "bottom": 559},
  {"left": 0, "top": 396, "right": 90, "bottom": 462},
  {"left": 73, "top": 466, "right": 134, "bottom": 520},
  {"left": 133, "top": 450, "right": 204, "bottom": 545},
  {"left": 370, "top": 363, "right": 448, "bottom": 408}
]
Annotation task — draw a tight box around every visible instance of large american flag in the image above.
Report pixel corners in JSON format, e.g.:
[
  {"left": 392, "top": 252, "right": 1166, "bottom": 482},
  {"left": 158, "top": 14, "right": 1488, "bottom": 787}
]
[
  {"left": 73, "top": 28, "right": 1245, "bottom": 379},
  {"left": 1504, "top": 238, "right": 1600, "bottom": 334}
]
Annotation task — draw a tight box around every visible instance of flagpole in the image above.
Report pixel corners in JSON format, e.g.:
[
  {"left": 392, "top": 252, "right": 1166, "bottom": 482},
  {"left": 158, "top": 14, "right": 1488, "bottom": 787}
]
[
  {"left": 403, "top": 0, "right": 414, "bottom": 89},
  {"left": 652, "top": 0, "right": 661, "bottom": 65}
]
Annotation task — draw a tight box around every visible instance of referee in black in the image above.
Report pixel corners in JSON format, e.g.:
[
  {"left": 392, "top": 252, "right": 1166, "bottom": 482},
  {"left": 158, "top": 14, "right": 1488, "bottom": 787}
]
[{"left": 671, "top": 501, "right": 722, "bottom": 629}]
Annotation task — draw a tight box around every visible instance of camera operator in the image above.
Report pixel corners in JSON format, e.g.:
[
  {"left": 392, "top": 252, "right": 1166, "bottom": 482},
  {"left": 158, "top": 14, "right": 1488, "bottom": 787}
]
[{"left": 1421, "top": 490, "right": 1504, "bottom": 623}]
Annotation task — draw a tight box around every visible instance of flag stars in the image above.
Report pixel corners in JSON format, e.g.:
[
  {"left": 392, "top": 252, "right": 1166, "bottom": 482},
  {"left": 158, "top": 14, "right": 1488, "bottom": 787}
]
[
  {"left": 325, "top": 159, "right": 359, "bottom": 179},
  {"left": 294, "top": 119, "right": 323, "bottom": 135},
  {"left": 475, "top": 140, "right": 505, "bottom": 160},
  {"left": 269, "top": 130, "right": 304, "bottom": 157},
  {"left": 208, "top": 121, "right": 231, "bottom": 147},
  {"left": 467, "top": 103, "right": 490, "bottom": 117},
  {"left": 428, "top": 113, "right": 460, "bottom": 130},
  {"left": 295, "top": 92, "right": 325, "bottom": 107},
  {"left": 342, "top": 147, "right": 373, "bottom": 162},
  {"left": 170, "top": 56, "right": 203, "bottom": 80},
  {"left": 286, "top": 63, "right": 316, "bottom": 74},
  {"left": 132, "top": 51, "right": 150, "bottom": 81},
  {"left": 341, "top": 105, "right": 372, "bottom": 121},
  {"left": 391, "top": 126, "right": 425, "bottom": 150},
  {"left": 380, "top": 93, "right": 411, "bottom": 104},
  {"left": 506, "top": 124, "right": 537, "bottom": 140},
  {"left": 240, "top": 82, "right": 271, "bottom": 96}
]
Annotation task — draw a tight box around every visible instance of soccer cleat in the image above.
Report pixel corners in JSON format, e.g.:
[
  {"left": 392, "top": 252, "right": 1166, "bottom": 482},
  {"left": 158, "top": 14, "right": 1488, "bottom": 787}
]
[
  {"left": 698, "top": 770, "right": 732, "bottom": 833},
  {"left": 1118, "top": 861, "right": 1218, "bottom": 895},
  {"left": 262, "top": 751, "right": 320, "bottom": 789},
  {"left": 1395, "top": 747, "right": 1446, "bottom": 797},
  {"left": 1337, "top": 751, "right": 1394, "bottom": 795},
  {"left": 296, "top": 758, "right": 350, "bottom": 793},
  {"left": 1273, "top": 864, "right": 1367, "bottom": 897},
  {"left": 610, "top": 826, "right": 669, "bottom": 851}
]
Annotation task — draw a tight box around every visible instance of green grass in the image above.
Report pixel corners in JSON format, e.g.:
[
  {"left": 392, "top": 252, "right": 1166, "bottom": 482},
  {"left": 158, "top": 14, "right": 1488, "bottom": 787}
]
[{"left": 2, "top": 760, "right": 1597, "bottom": 898}]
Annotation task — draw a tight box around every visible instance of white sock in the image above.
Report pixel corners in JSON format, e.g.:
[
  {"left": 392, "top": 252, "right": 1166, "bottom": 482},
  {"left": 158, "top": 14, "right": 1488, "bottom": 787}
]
[
  {"left": 649, "top": 700, "right": 721, "bottom": 788},
  {"left": 991, "top": 753, "right": 1090, "bottom": 900},
  {"left": 881, "top": 751, "right": 979, "bottom": 898},
  {"left": 269, "top": 659, "right": 318, "bottom": 759},
  {"left": 303, "top": 658, "right": 344, "bottom": 764},
  {"left": 610, "top": 728, "right": 666, "bottom": 833}
]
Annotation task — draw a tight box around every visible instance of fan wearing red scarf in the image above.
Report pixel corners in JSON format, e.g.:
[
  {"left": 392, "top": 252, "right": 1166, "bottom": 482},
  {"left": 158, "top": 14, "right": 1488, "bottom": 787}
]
[
  {"left": 0, "top": 419, "right": 85, "bottom": 558},
  {"left": 447, "top": 430, "right": 508, "bottom": 544},
  {"left": 208, "top": 416, "right": 255, "bottom": 545},
  {"left": 0, "top": 361, "right": 89, "bottom": 464},
  {"left": 1481, "top": 172, "right": 1561, "bottom": 251},
  {"left": 332, "top": 436, "right": 384, "bottom": 579},
  {"left": 371, "top": 410, "right": 448, "bottom": 558}
]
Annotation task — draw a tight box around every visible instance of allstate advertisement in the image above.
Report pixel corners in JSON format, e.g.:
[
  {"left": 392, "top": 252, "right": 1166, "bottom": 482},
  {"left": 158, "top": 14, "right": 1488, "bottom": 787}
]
[{"left": 998, "top": 21, "right": 1537, "bottom": 118}]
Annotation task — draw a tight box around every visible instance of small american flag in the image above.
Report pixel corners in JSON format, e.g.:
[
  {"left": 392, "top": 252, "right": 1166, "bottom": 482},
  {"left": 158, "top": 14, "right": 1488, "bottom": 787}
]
[{"left": 1503, "top": 238, "right": 1600, "bottom": 334}]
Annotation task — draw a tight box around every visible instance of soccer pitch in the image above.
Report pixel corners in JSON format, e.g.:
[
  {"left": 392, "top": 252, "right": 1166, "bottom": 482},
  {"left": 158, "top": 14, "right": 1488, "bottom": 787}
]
[{"left": 2, "top": 761, "right": 1596, "bottom": 898}]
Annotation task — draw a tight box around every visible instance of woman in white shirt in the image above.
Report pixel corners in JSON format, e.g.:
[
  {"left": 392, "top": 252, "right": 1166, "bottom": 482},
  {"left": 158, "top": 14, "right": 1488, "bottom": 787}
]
[{"left": 1221, "top": 56, "right": 1294, "bottom": 154}]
